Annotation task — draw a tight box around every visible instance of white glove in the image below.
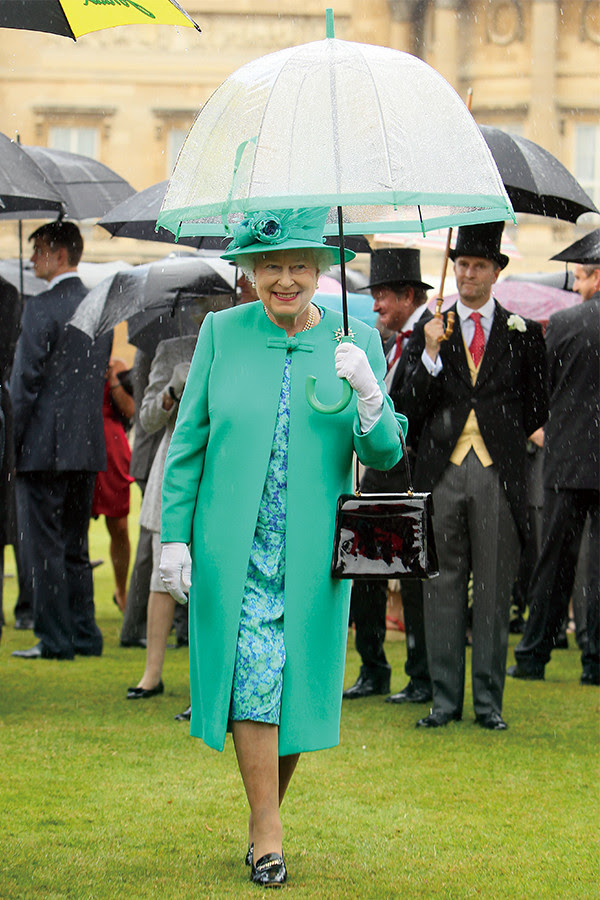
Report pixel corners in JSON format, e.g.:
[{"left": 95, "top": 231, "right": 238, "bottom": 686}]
[
  {"left": 334, "top": 342, "right": 383, "bottom": 431},
  {"left": 166, "top": 362, "right": 191, "bottom": 401},
  {"left": 159, "top": 542, "right": 192, "bottom": 604}
]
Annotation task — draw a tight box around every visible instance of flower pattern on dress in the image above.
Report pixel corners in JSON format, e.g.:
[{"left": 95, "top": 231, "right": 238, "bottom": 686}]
[{"left": 230, "top": 354, "right": 291, "bottom": 724}]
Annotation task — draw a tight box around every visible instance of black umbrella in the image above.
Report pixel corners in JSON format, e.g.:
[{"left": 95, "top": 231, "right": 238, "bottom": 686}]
[
  {"left": 98, "top": 181, "right": 374, "bottom": 253},
  {"left": 68, "top": 255, "right": 236, "bottom": 344},
  {"left": 479, "top": 125, "right": 598, "bottom": 223},
  {"left": 97, "top": 181, "right": 224, "bottom": 249},
  {"left": 22, "top": 146, "right": 135, "bottom": 220},
  {"left": 551, "top": 228, "right": 600, "bottom": 265},
  {"left": 0, "top": 132, "right": 64, "bottom": 219}
]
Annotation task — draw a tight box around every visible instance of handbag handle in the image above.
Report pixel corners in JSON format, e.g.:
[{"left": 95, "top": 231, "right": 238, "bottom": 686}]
[{"left": 355, "top": 422, "right": 414, "bottom": 496}]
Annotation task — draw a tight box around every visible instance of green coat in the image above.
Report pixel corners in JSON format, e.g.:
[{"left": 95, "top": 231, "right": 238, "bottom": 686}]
[{"left": 161, "top": 302, "right": 406, "bottom": 755}]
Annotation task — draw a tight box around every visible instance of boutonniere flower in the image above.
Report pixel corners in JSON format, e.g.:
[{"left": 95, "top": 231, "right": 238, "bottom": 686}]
[{"left": 507, "top": 314, "right": 527, "bottom": 333}]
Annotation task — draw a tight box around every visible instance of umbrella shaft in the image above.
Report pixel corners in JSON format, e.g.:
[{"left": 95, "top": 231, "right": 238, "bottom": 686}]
[{"left": 337, "top": 206, "right": 349, "bottom": 336}]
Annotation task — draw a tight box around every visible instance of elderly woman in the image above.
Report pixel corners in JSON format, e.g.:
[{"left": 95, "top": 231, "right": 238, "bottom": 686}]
[{"left": 159, "top": 207, "right": 406, "bottom": 888}]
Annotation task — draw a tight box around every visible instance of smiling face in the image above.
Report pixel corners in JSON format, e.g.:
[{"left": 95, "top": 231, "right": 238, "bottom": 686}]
[
  {"left": 254, "top": 249, "right": 319, "bottom": 328},
  {"left": 454, "top": 255, "right": 501, "bottom": 308}
]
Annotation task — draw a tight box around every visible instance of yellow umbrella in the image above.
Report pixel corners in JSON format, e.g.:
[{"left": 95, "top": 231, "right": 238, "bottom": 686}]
[{"left": 0, "top": 0, "right": 200, "bottom": 40}]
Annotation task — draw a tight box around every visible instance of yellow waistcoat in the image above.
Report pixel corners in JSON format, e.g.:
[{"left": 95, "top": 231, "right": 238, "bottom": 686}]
[{"left": 450, "top": 337, "right": 493, "bottom": 467}]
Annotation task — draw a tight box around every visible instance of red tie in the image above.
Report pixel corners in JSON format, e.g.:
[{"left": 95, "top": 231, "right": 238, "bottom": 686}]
[
  {"left": 469, "top": 312, "right": 485, "bottom": 368},
  {"left": 388, "top": 330, "right": 412, "bottom": 370}
]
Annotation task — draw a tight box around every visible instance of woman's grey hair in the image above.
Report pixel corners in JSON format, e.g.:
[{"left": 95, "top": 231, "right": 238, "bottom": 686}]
[{"left": 236, "top": 247, "right": 336, "bottom": 281}]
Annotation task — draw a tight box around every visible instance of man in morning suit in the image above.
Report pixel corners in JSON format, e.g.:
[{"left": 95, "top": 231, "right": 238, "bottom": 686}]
[
  {"left": 400, "top": 222, "right": 548, "bottom": 730},
  {"left": 11, "top": 221, "right": 111, "bottom": 660},
  {"left": 509, "top": 242, "right": 600, "bottom": 686},
  {"left": 343, "top": 248, "right": 433, "bottom": 703}
]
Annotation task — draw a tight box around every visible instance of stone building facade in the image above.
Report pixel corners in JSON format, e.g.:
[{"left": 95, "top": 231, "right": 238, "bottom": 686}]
[{"left": 0, "top": 0, "right": 598, "bottom": 274}]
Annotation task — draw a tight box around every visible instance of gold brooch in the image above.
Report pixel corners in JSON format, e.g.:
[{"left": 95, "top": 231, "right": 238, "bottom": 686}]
[{"left": 333, "top": 326, "right": 356, "bottom": 344}]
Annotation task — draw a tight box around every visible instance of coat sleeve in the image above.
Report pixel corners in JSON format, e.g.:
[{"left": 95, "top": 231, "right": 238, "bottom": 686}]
[
  {"left": 352, "top": 326, "right": 406, "bottom": 471},
  {"left": 396, "top": 316, "right": 443, "bottom": 439},
  {"left": 523, "top": 320, "right": 548, "bottom": 437},
  {"left": 161, "top": 314, "right": 214, "bottom": 544},
  {"left": 9, "top": 297, "right": 59, "bottom": 449},
  {"left": 139, "top": 340, "right": 179, "bottom": 435}
]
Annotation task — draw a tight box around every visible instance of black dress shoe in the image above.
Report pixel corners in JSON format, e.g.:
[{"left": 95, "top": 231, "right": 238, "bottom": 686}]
[
  {"left": 386, "top": 681, "right": 432, "bottom": 704},
  {"left": 174, "top": 705, "right": 192, "bottom": 721},
  {"left": 126, "top": 680, "right": 164, "bottom": 700},
  {"left": 475, "top": 712, "right": 508, "bottom": 731},
  {"left": 12, "top": 643, "right": 73, "bottom": 660},
  {"left": 14, "top": 616, "right": 34, "bottom": 630},
  {"left": 251, "top": 852, "right": 287, "bottom": 887},
  {"left": 416, "top": 710, "right": 461, "bottom": 728},
  {"left": 245, "top": 843, "right": 254, "bottom": 866},
  {"left": 507, "top": 664, "right": 544, "bottom": 681},
  {"left": 581, "top": 670, "right": 600, "bottom": 686},
  {"left": 120, "top": 638, "right": 147, "bottom": 648},
  {"left": 343, "top": 669, "right": 391, "bottom": 699}
]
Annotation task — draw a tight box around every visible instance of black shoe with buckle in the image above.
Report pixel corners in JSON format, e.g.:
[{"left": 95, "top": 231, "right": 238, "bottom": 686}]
[
  {"left": 126, "top": 680, "right": 164, "bottom": 700},
  {"left": 251, "top": 852, "right": 287, "bottom": 887}
]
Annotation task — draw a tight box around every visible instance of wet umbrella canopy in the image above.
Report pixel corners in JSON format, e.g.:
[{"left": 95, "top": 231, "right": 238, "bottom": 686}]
[
  {"left": 69, "top": 255, "right": 236, "bottom": 343},
  {"left": 157, "top": 16, "right": 513, "bottom": 241},
  {"left": 551, "top": 228, "right": 600, "bottom": 265},
  {"left": 22, "top": 146, "right": 135, "bottom": 220},
  {"left": 0, "top": 132, "right": 64, "bottom": 219},
  {"left": 479, "top": 126, "right": 599, "bottom": 223},
  {"left": 0, "top": 0, "right": 200, "bottom": 39}
]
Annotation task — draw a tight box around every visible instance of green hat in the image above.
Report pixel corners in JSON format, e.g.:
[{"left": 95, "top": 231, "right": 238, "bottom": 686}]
[{"left": 221, "top": 207, "right": 356, "bottom": 263}]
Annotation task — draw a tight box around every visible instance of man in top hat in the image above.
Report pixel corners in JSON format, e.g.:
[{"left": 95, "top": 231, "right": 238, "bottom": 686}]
[
  {"left": 343, "top": 248, "right": 434, "bottom": 704},
  {"left": 400, "top": 222, "right": 548, "bottom": 730},
  {"left": 508, "top": 240, "right": 600, "bottom": 686}
]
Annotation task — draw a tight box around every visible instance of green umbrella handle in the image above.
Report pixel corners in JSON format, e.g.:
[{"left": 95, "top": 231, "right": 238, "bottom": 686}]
[
  {"left": 305, "top": 334, "right": 354, "bottom": 414},
  {"left": 305, "top": 375, "right": 352, "bottom": 414}
]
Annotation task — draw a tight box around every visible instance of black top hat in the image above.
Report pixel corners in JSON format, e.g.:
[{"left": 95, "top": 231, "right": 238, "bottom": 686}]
[
  {"left": 360, "top": 248, "right": 433, "bottom": 292},
  {"left": 550, "top": 228, "right": 600, "bottom": 265},
  {"left": 449, "top": 222, "right": 509, "bottom": 270}
]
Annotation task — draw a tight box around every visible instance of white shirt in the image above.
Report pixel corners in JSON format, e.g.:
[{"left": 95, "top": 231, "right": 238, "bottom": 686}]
[
  {"left": 46, "top": 271, "right": 80, "bottom": 290},
  {"left": 421, "top": 295, "right": 496, "bottom": 376}
]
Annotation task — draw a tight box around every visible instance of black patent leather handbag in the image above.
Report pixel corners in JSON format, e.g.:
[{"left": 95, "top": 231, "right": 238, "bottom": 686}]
[{"left": 331, "top": 427, "right": 439, "bottom": 580}]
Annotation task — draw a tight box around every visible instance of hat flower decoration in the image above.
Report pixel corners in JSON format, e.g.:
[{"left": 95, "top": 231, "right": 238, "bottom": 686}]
[
  {"left": 234, "top": 212, "right": 289, "bottom": 248},
  {"left": 507, "top": 313, "right": 527, "bottom": 333}
]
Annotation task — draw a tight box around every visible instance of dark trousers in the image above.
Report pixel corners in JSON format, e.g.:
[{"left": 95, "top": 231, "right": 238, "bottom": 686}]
[
  {"left": 349, "top": 577, "right": 430, "bottom": 686},
  {"left": 515, "top": 488, "right": 599, "bottom": 676},
  {"left": 16, "top": 470, "right": 102, "bottom": 658},
  {"left": 424, "top": 454, "right": 520, "bottom": 717}
]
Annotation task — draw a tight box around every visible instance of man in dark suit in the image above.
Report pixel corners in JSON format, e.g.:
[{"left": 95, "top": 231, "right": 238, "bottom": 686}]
[
  {"left": 509, "top": 247, "right": 600, "bottom": 686},
  {"left": 400, "top": 223, "right": 548, "bottom": 729},
  {"left": 343, "top": 248, "right": 433, "bottom": 703},
  {"left": 10, "top": 221, "right": 111, "bottom": 660}
]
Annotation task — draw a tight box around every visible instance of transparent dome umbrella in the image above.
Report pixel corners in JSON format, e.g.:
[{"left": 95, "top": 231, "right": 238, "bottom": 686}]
[{"left": 157, "top": 9, "right": 514, "bottom": 412}]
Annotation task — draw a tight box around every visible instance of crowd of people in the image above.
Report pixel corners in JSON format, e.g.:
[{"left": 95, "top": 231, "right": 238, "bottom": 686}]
[{"left": 0, "top": 212, "right": 598, "bottom": 888}]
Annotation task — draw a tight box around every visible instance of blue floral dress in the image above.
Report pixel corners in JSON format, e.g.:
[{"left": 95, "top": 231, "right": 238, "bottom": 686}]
[{"left": 230, "top": 354, "right": 291, "bottom": 725}]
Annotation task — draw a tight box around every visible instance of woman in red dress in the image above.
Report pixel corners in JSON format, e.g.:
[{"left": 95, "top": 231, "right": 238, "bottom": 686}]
[{"left": 92, "top": 358, "right": 134, "bottom": 611}]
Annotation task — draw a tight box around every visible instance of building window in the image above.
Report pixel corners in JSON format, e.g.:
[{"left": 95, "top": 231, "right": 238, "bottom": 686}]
[
  {"left": 49, "top": 125, "right": 99, "bottom": 158},
  {"left": 575, "top": 124, "right": 600, "bottom": 205},
  {"left": 167, "top": 128, "right": 188, "bottom": 174}
]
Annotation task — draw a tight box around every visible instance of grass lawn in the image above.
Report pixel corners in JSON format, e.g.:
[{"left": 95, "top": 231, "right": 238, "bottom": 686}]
[{"left": 1, "top": 497, "right": 598, "bottom": 899}]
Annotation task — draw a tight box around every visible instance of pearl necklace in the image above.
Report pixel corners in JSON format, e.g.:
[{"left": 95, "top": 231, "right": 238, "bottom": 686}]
[{"left": 263, "top": 303, "right": 319, "bottom": 333}]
